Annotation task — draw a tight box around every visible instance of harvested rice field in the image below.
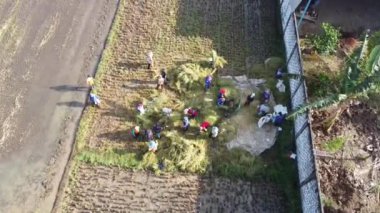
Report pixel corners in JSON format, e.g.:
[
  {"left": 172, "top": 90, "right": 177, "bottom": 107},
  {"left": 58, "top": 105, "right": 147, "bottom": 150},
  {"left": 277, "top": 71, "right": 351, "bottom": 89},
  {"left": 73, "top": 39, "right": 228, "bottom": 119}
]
[{"left": 56, "top": 0, "right": 300, "bottom": 212}]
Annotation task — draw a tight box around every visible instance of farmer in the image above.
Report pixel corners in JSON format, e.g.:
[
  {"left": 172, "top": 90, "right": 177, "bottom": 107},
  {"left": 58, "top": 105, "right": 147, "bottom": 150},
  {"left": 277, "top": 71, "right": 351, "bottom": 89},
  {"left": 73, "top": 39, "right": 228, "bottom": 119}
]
[
  {"left": 199, "top": 121, "right": 211, "bottom": 133},
  {"left": 161, "top": 68, "right": 168, "bottom": 84},
  {"left": 145, "top": 129, "right": 154, "bottom": 141},
  {"left": 218, "top": 88, "right": 227, "bottom": 99},
  {"left": 205, "top": 75, "right": 212, "bottom": 91},
  {"left": 86, "top": 75, "right": 94, "bottom": 88},
  {"left": 131, "top": 126, "right": 140, "bottom": 140},
  {"left": 148, "top": 140, "right": 158, "bottom": 152},
  {"left": 152, "top": 123, "right": 163, "bottom": 138},
  {"left": 210, "top": 126, "right": 219, "bottom": 138},
  {"left": 217, "top": 96, "right": 226, "bottom": 106},
  {"left": 162, "top": 107, "right": 172, "bottom": 117},
  {"left": 262, "top": 89, "right": 271, "bottom": 103},
  {"left": 147, "top": 51, "right": 153, "bottom": 70},
  {"left": 244, "top": 92, "right": 256, "bottom": 106},
  {"left": 257, "top": 103, "right": 270, "bottom": 116},
  {"left": 136, "top": 103, "right": 145, "bottom": 115},
  {"left": 157, "top": 75, "right": 165, "bottom": 90},
  {"left": 275, "top": 68, "right": 284, "bottom": 79},
  {"left": 89, "top": 93, "right": 101, "bottom": 107},
  {"left": 184, "top": 107, "right": 198, "bottom": 119},
  {"left": 182, "top": 116, "right": 190, "bottom": 131},
  {"left": 273, "top": 112, "right": 286, "bottom": 131}
]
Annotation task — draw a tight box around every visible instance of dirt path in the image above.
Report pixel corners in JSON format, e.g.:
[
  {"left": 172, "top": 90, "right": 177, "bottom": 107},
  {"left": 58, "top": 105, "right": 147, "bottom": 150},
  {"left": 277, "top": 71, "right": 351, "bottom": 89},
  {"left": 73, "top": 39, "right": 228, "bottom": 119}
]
[
  {"left": 0, "top": 0, "right": 118, "bottom": 212},
  {"left": 65, "top": 165, "right": 285, "bottom": 212}
]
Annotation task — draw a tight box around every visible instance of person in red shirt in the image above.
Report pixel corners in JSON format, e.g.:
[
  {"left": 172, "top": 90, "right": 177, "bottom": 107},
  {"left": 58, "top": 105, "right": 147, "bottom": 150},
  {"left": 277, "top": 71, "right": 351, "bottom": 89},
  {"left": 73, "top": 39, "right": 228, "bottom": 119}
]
[
  {"left": 184, "top": 107, "right": 199, "bottom": 119},
  {"left": 199, "top": 121, "right": 211, "bottom": 133},
  {"left": 218, "top": 88, "right": 227, "bottom": 98}
]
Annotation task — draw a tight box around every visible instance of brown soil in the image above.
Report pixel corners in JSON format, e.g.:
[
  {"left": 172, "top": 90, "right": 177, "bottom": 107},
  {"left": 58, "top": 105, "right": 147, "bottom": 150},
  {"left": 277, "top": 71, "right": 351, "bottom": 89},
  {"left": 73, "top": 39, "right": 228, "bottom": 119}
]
[
  {"left": 57, "top": 0, "right": 288, "bottom": 212},
  {"left": 311, "top": 103, "right": 380, "bottom": 212},
  {"left": 63, "top": 164, "right": 285, "bottom": 212}
]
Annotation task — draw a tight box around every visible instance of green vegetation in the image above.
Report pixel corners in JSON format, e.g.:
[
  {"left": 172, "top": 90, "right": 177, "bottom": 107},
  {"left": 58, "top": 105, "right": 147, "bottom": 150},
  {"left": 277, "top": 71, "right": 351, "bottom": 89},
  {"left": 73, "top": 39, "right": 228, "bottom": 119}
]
[
  {"left": 368, "top": 31, "right": 380, "bottom": 53},
  {"left": 322, "top": 194, "right": 338, "bottom": 209},
  {"left": 70, "top": 0, "right": 300, "bottom": 211},
  {"left": 289, "top": 31, "right": 380, "bottom": 118},
  {"left": 307, "top": 73, "right": 338, "bottom": 97},
  {"left": 310, "top": 23, "right": 341, "bottom": 54},
  {"left": 323, "top": 137, "right": 346, "bottom": 153},
  {"left": 77, "top": 149, "right": 142, "bottom": 168},
  {"left": 211, "top": 49, "right": 227, "bottom": 70}
]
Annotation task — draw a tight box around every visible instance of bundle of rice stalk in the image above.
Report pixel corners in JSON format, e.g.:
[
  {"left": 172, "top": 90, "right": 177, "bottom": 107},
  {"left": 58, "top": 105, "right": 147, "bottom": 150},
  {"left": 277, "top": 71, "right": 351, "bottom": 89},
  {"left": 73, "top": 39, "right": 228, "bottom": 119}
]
[
  {"left": 163, "top": 131, "right": 209, "bottom": 173},
  {"left": 169, "top": 63, "right": 212, "bottom": 93},
  {"left": 141, "top": 152, "right": 159, "bottom": 171}
]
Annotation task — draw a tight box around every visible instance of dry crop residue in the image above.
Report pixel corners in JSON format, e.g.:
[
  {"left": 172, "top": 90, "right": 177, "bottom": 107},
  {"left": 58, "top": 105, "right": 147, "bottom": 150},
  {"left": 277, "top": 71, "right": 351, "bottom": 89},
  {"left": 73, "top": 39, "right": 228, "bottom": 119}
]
[
  {"left": 64, "top": 165, "right": 285, "bottom": 212},
  {"left": 60, "top": 0, "right": 285, "bottom": 212}
]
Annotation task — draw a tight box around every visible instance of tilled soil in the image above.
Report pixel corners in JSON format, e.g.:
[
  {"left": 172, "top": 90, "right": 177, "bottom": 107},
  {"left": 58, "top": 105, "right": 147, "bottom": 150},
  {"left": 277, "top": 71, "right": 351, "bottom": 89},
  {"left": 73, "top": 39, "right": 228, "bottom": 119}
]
[
  {"left": 64, "top": 165, "right": 285, "bottom": 213},
  {"left": 59, "top": 0, "right": 287, "bottom": 212},
  {"left": 312, "top": 103, "right": 380, "bottom": 212}
]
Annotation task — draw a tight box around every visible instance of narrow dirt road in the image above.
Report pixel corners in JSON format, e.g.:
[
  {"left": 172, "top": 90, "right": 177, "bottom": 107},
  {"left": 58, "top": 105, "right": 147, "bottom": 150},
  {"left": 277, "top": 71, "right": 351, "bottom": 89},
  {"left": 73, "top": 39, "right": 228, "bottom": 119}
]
[{"left": 0, "top": 0, "right": 118, "bottom": 212}]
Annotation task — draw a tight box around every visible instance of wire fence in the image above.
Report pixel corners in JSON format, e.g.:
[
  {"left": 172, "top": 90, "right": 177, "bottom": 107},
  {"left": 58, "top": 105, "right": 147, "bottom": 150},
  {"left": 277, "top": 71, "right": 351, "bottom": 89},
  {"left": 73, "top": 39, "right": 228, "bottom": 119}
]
[{"left": 278, "top": 0, "right": 323, "bottom": 212}]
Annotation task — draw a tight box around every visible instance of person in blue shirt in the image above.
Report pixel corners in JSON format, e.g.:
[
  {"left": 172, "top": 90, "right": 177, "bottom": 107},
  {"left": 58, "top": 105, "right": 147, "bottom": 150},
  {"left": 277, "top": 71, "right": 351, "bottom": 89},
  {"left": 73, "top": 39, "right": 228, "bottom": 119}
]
[
  {"left": 262, "top": 89, "right": 271, "bottom": 103},
  {"left": 152, "top": 123, "right": 163, "bottom": 138},
  {"left": 217, "top": 96, "right": 226, "bottom": 106},
  {"left": 205, "top": 75, "right": 212, "bottom": 91},
  {"left": 275, "top": 68, "right": 284, "bottom": 79},
  {"left": 89, "top": 93, "right": 101, "bottom": 107},
  {"left": 273, "top": 112, "right": 286, "bottom": 131}
]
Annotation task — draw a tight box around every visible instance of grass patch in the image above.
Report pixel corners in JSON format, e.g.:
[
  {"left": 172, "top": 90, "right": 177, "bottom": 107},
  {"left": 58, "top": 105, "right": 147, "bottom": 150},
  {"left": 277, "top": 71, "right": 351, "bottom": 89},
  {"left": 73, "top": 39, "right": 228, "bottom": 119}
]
[
  {"left": 77, "top": 149, "right": 143, "bottom": 169},
  {"left": 321, "top": 194, "right": 338, "bottom": 210},
  {"left": 261, "top": 121, "right": 301, "bottom": 212},
  {"left": 211, "top": 148, "right": 266, "bottom": 180},
  {"left": 68, "top": 0, "right": 299, "bottom": 211},
  {"left": 323, "top": 137, "right": 346, "bottom": 153},
  {"left": 75, "top": 107, "right": 95, "bottom": 151}
]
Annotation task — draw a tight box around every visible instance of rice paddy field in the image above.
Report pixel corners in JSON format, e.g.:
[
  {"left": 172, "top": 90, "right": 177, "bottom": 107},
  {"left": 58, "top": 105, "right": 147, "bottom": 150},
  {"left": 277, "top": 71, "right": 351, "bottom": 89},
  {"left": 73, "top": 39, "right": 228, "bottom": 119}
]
[{"left": 56, "top": 0, "right": 300, "bottom": 212}]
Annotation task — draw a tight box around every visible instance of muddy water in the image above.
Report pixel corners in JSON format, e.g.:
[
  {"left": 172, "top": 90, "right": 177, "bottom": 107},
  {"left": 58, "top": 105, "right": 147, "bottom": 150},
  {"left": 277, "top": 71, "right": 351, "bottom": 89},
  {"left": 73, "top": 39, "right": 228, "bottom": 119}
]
[{"left": 0, "top": 0, "right": 118, "bottom": 212}]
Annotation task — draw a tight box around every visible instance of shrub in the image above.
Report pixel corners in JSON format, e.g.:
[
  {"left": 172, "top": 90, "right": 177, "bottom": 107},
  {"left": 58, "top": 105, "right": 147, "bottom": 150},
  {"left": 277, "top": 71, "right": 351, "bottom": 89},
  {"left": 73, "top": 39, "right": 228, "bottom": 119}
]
[
  {"left": 311, "top": 23, "right": 341, "bottom": 54},
  {"left": 368, "top": 31, "right": 380, "bottom": 52},
  {"left": 323, "top": 137, "right": 345, "bottom": 153},
  {"left": 307, "top": 73, "right": 337, "bottom": 97}
]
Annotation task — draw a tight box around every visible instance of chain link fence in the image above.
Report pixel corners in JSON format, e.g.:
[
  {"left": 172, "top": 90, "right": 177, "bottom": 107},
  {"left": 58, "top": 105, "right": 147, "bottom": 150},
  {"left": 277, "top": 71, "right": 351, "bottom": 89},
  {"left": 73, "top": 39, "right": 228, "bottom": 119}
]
[{"left": 278, "top": 0, "right": 323, "bottom": 212}]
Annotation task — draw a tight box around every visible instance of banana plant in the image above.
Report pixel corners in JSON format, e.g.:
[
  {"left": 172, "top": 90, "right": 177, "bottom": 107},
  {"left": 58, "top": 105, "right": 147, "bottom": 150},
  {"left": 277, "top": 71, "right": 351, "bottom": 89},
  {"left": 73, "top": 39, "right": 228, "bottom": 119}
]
[
  {"left": 288, "top": 31, "right": 380, "bottom": 119},
  {"left": 210, "top": 50, "right": 227, "bottom": 72}
]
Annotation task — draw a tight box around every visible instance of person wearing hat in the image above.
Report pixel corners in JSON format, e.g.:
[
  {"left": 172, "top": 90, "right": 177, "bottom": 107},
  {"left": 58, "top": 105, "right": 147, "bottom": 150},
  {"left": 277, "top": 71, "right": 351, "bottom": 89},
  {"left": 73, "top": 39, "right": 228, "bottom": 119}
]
[
  {"left": 89, "top": 93, "right": 101, "bottom": 107},
  {"left": 182, "top": 116, "right": 190, "bottom": 131},
  {"left": 199, "top": 121, "right": 211, "bottom": 133},
  {"left": 210, "top": 126, "right": 219, "bottom": 138},
  {"left": 205, "top": 75, "right": 213, "bottom": 91},
  {"left": 148, "top": 140, "right": 158, "bottom": 152},
  {"left": 147, "top": 51, "right": 153, "bottom": 70},
  {"left": 184, "top": 107, "right": 198, "bottom": 119},
  {"left": 131, "top": 126, "right": 140, "bottom": 140},
  {"left": 244, "top": 92, "right": 256, "bottom": 106},
  {"left": 218, "top": 88, "right": 227, "bottom": 99},
  {"left": 262, "top": 89, "right": 271, "bottom": 103}
]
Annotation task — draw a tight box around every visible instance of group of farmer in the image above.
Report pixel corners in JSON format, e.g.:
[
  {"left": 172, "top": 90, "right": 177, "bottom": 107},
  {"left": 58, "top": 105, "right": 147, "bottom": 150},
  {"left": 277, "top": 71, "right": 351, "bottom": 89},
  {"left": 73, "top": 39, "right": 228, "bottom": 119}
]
[{"left": 86, "top": 50, "right": 287, "bottom": 153}]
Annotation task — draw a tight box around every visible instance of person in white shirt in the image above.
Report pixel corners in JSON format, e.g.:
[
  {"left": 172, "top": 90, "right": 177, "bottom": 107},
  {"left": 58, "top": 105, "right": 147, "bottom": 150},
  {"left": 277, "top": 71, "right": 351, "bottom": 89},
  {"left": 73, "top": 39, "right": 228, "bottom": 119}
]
[
  {"left": 210, "top": 126, "right": 219, "bottom": 138},
  {"left": 147, "top": 51, "right": 153, "bottom": 70}
]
